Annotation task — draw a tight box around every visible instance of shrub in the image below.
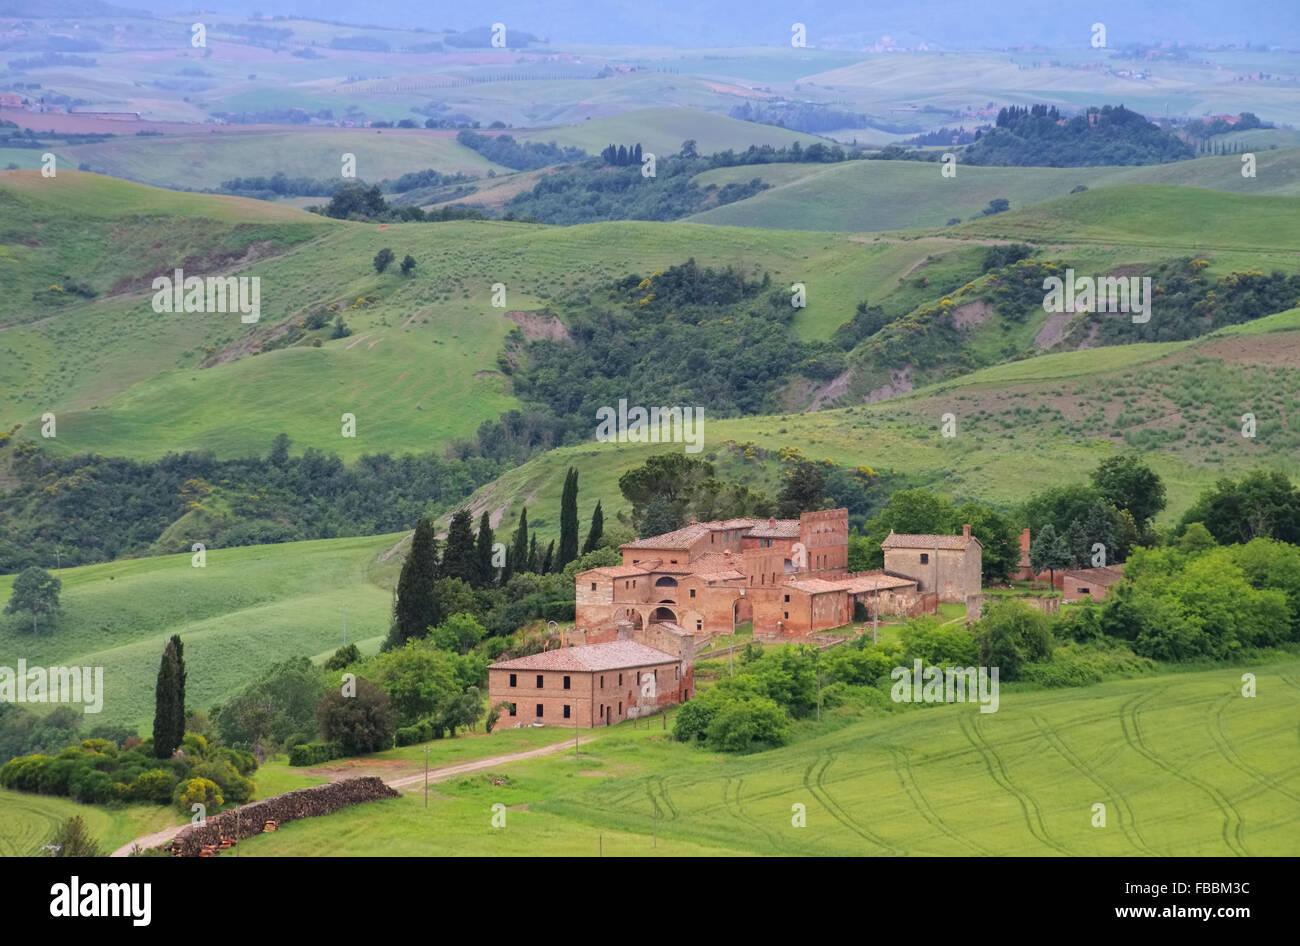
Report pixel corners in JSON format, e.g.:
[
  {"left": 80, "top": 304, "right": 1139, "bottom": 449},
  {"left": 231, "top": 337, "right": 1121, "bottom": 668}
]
[
  {"left": 173, "top": 777, "right": 222, "bottom": 813},
  {"left": 131, "top": 769, "right": 178, "bottom": 805},
  {"left": 324, "top": 643, "right": 361, "bottom": 671},
  {"left": 673, "top": 699, "right": 718, "bottom": 743},
  {"left": 289, "top": 742, "right": 343, "bottom": 767},
  {"left": 704, "top": 697, "right": 790, "bottom": 752}
]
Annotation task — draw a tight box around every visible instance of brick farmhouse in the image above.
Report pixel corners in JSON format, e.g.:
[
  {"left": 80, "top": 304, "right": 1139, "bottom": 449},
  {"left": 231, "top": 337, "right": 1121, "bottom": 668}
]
[
  {"left": 881, "top": 524, "right": 983, "bottom": 603},
  {"left": 573, "top": 509, "right": 979, "bottom": 639}
]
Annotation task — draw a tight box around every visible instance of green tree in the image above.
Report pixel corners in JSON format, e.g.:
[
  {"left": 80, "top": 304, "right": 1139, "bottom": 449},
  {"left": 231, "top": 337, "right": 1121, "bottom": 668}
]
[
  {"left": 370, "top": 642, "right": 458, "bottom": 725},
  {"left": 373, "top": 247, "right": 395, "bottom": 273},
  {"left": 704, "top": 697, "right": 790, "bottom": 751},
  {"left": 1091, "top": 455, "right": 1166, "bottom": 527},
  {"left": 509, "top": 508, "right": 529, "bottom": 578},
  {"left": 44, "top": 815, "right": 103, "bottom": 857},
  {"left": 392, "top": 517, "right": 440, "bottom": 645},
  {"left": 558, "top": 467, "right": 579, "bottom": 569},
  {"left": 152, "top": 635, "right": 186, "bottom": 759},
  {"left": 776, "top": 459, "right": 827, "bottom": 518},
  {"left": 400, "top": 254, "right": 416, "bottom": 277},
  {"left": 430, "top": 612, "right": 486, "bottom": 655},
  {"left": 954, "top": 502, "right": 1019, "bottom": 583},
  {"left": 316, "top": 678, "right": 395, "bottom": 754},
  {"left": 473, "top": 511, "right": 495, "bottom": 587},
  {"left": 539, "top": 539, "right": 555, "bottom": 575},
  {"left": 976, "top": 599, "right": 1053, "bottom": 681},
  {"left": 213, "top": 656, "right": 324, "bottom": 752},
  {"left": 638, "top": 494, "right": 679, "bottom": 538},
  {"left": 582, "top": 499, "right": 604, "bottom": 553},
  {"left": 1178, "top": 522, "right": 1216, "bottom": 555},
  {"left": 619, "top": 453, "right": 713, "bottom": 527},
  {"left": 1028, "top": 523, "right": 1069, "bottom": 586},
  {"left": 4, "top": 566, "right": 61, "bottom": 634}
]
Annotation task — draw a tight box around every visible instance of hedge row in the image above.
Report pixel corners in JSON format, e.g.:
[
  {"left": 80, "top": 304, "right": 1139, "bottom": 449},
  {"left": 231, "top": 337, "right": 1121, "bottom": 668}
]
[{"left": 288, "top": 742, "right": 343, "bottom": 767}]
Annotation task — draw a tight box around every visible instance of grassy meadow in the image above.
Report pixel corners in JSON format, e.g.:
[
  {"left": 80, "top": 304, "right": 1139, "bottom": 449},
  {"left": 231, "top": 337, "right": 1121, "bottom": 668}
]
[{"left": 228, "top": 660, "right": 1300, "bottom": 856}]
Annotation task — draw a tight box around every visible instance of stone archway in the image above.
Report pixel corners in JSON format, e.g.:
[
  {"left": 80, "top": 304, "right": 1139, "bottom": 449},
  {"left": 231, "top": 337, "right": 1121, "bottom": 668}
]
[{"left": 649, "top": 606, "right": 677, "bottom": 625}]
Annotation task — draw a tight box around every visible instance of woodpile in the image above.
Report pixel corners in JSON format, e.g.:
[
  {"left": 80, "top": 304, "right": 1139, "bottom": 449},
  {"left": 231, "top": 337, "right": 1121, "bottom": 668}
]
[{"left": 167, "top": 777, "right": 398, "bottom": 857}]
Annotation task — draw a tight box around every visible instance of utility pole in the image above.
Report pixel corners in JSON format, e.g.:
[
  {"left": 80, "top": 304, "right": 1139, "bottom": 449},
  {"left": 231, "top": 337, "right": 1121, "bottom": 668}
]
[
  {"left": 342, "top": 606, "right": 347, "bottom": 647},
  {"left": 653, "top": 800, "right": 658, "bottom": 849},
  {"left": 817, "top": 666, "right": 823, "bottom": 721}
]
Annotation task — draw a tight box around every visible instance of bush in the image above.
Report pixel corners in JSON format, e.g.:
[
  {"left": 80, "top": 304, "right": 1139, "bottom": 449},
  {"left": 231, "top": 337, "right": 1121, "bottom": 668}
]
[
  {"left": 324, "top": 643, "right": 361, "bottom": 671},
  {"left": 704, "top": 697, "right": 790, "bottom": 752},
  {"left": 173, "top": 777, "right": 222, "bottom": 813},
  {"left": 394, "top": 719, "right": 435, "bottom": 746},
  {"left": 130, "top": 769, "right": 178, "bottom": 805},
  {"left": 289, "top": 742, "right": 343, "bottom": 767},
  {"left": 673, "top": 699, "right": 717, "bottom": 743}
]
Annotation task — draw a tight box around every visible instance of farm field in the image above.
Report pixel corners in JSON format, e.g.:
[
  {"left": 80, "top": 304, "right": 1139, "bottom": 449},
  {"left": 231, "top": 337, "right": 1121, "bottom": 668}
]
[
  {"left": 231, "top": 660, "right": 1300, "bottom": 856},
  {"left": 517, "top": 106, "right": 824, "bottom": 156},
  {"left": 0, "top": 533, "right": 402, "bottom": 733},
  {"left": 0, "top": 789, "right": 181, "bottom": 858}
]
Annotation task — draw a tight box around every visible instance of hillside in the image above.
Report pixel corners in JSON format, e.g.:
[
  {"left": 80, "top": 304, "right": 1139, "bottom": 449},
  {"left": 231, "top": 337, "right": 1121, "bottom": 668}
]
[
  {"left": 0, "top": 534, "right": 401, "bottom": 732},
  {"left": 688, "top": 149, "right": 1300, "bottom": 231},
  {"left": 517, "top": 107, "right": 826, "bottom": 157}
]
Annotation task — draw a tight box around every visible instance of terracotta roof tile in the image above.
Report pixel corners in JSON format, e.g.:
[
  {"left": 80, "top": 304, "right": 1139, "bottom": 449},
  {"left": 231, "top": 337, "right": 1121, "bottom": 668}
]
[
  {"left": 490, "top": 641, "right": 677, "bottom": 672},
  {"left": 881, "top": 532, "right": 980, "bottom": 550}
]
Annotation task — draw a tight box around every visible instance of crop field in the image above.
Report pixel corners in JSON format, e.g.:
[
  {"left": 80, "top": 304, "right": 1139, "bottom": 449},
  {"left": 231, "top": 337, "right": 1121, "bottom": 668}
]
[
  {"left": 231, "top": 660, "right": 1300, "bottom": 856},
  {"left": 0, "top": 534, "right": 401, "bottom": 733},
  {"left": 0, "top": 789, "right": 181, "bottom": 857}
]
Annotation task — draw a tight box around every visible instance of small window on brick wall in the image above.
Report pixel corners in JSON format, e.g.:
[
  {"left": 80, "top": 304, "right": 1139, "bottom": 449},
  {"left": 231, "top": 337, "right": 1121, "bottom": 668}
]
[
  {"left": 536, "top": 674, "right": 544, "bottom": 687},
  {"left": 563, "top": 675, "right": 571, "bottom": 690},
  {"left": 536, "top": 704, "right": 543, "bottom": 717},
  {"left": 563, "top": 705, "right": 571, "bottom": 719},
  {"left": 508, "top": 703, "right": 516, "bottom": 717},
  {"left": 920, "top": 553, "right": 929, "bottom": 564},
  {"left": 509, "top": 673, "right": 516, "bottom": 687}
]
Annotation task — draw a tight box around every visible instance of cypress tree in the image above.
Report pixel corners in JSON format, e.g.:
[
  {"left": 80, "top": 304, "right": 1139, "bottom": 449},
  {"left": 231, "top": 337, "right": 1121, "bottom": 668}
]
[
  {"left": 153, "top": 635, "right": 186, "bottom": 758},
  {"left": 394, "top": 517, "right": 440, "bottom": 643},
  {"left": 558, "top": 467, "right": 579, "bottom": 569},
  {"left": 527, "top": 534, "right": 539, "bottom": 574},
  {"left": 474, "top": 511, "right": 495, "bottom": 587},
  {"left": 441, "top": 509, "right": 478, "bottom": 583},
  {"left": 540, "top": 540, "right": 555, "bottom": 575},
  {"left": 582, "top": 500, "right": 604, "bottom": 554},
  {"left": 510, "top": 508, "right": 529, "bottom": 575}
]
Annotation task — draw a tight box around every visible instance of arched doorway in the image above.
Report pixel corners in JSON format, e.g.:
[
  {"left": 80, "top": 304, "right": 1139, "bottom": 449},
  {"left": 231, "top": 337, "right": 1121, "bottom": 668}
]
[
  {"left": 733, "top": 597, "right": 752, "bottom": 632},
  {"left": 650, "top": 606, "right": 677, "bottom": 625}
]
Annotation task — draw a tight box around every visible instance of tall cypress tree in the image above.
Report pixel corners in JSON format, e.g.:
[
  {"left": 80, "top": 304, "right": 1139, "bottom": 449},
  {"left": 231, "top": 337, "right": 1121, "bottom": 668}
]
[
  {"left": 527, "top": 534, "right": 539, "bottom": 574},
  {"left": 510, "top": 508, "right": 529, "bottom": 574},
  {"left": 394, "top": 517, "right": 440, "bottom": 644},
  {"left": 473, "top": 511, "right": 495, "bottom": 587},
  {"left": 153, "top": 635, "right": 186, "bottom": 758},
  {"left": 540, "top": 540, "right": 555, "bottom": 575},
  {"left": 441, "top": 509, "right": 477, "bottom": 584},
  {"left": 558, "top": 467, "right": 579, "bottom": 569},
  {"left": 582, "top": 499, "right": 604, "bottom": 554}
]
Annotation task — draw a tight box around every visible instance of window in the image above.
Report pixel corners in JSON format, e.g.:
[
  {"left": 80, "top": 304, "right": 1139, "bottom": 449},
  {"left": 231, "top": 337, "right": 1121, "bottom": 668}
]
[
  {"left": 670, "top": 559, "right": 677, "bottom": 564},
  {"left": 784, "top": 612, "right": 789, "bottom": 620},
  {"left": 675, "top": 666, "right": 679, "bottom": 679},
  {"left": 618, "top": 701, "right": 623, "bottom": 714},
  {"left": 536, "top": 674, "right": 543, "bottom": 687},
  {"left": 508, "top": 703, "right": 516, "bottom": 717},
  {"left": 536, "top": 704, "right": 544, "bottom": 717},
  {"left": 563, "top": 675, "right": 571, "bottom": 690},
  {"left": 696, "top": 620, "right": 702, "bottom": 631},
  {"left": 618, "top": 673, "right": 623, "bottom": 685},
  {"left": 920, "top": 553, "right": 930, "bottom": 564},
  {"left": 509, "top": 673, "right": 517, "bottom": 687},
  {"left": 1080, "top": 587, "right": 1091, "bottom": 595},
  {"left": 563, "top": 705, "right": 571, "bottom": 719},
  {"left": 690, "top": 588, "right": 696, "bottom": 598},
  {"left": 591, "top": 582, "right": 597, "bottom": 591},
  {"left": 783, "top": 594, "right": 790, "bottom": 603},
  {"left": 600, "top": 675, "right": 604, "bottom": 688}
]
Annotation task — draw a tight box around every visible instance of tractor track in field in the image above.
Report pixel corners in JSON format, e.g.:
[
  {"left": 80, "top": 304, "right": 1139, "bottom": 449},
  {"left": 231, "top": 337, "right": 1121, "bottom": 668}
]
[
  {"left": 959, "top": 714, "right": 1072, "bottom": 855},
  {"left": 888, "top": 746, "right": 991, "bottom": 856},
  {"left": 802, "top": 753, "right": 906, "bottom": 855},
  {"left": 723, "top": 777, "right": 783, "bottom": 850},
  {"left": 1208, "top": 693, "right": 1300, "bottom": 806},
  {"left": 1028, "top": 714, "right": 1161, "bottom": 857},
  {"left": 1120, "top": 689, "right": 1249, "bottom": 857},
  {"left": 646, "top": 776, "right": 677, "bottom": 822}
]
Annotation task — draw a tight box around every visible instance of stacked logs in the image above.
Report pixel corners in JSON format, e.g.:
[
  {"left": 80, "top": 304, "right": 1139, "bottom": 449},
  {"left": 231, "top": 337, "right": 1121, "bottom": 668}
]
[{"left": 168, "top": 777, "right": 398, "bottom": 856}]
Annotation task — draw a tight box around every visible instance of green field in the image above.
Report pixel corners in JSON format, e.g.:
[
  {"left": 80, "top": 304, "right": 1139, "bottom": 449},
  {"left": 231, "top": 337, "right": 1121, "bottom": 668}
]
[
  {"left": 228, "top": 661, "right": 1300, "bottom": 856},
  {"left": 60, "top": 130, "right": 510, "bottom": 191},
  {"left": 689, "top": 150, "right": 1300, "bottom": 231},
  {"left": 0, "top": 534, "right": 401, "bottom": 733},
  {"left": 518, "top": 106, "right": 824, "bottom": 157},
  {"left": 0, "top": 789, "right": 181, "bottom": 857}
]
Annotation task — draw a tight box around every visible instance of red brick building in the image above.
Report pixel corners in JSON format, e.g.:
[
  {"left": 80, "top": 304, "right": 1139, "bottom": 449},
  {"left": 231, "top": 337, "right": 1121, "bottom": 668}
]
[
  {"left": 488, "top": 640, "right": 686, "bottom": 728},
  {"left": 1062, "top": 565, "right": 1125, "bottom": 602},
  {"left": 881, "top": 525, "right": 983, "bottom": 603},
  {"left": 575, "top": 509, "right": 922, "bottom": 639}
]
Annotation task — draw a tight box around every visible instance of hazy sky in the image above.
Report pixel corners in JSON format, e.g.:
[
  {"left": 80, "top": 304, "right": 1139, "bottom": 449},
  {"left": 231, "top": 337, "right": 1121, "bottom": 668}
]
[{"left": 98, "top": 1, "right": 1300, "bottom": 48}]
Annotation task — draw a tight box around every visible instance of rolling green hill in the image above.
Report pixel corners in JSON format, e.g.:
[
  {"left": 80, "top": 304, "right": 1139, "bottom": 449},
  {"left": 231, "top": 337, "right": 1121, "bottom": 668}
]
[
  {"left": 519, "top": 107, "right": 825, "bottom": 157},
  {"left": 688, "top": 149, "right": 1300, "bottom": 231},
  {"left": 56, "top": 130, "right": 511, "bottom": 192},
  {"left": 0, "top": 534, "right": 402, "bottom": 733},
  {"left": 230, "top": 660, "right": 1300, "bottom": 856}
]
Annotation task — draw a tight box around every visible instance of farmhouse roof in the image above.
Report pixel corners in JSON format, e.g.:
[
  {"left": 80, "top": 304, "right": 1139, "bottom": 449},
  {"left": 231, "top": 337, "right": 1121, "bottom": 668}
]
[
  {"left": 747, "top": 517, "right": 801, "bottom": 538},
  {"left": 881, "top": 530, "right": 981, "bottom": 550},
  {"left": 1064, "top": 565, "right": 1125, "bottom": 585},
  {"left": 490, "top": 641, "right": 678, "bottom": 672},
  {"left": 622, "top": 523, "right": 711, "bottom": 550}
]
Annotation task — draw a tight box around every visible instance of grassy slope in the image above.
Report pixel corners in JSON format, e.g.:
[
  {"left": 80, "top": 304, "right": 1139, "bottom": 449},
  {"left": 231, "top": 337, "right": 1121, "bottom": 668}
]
[
  {"left": 455, "top": 306, "right": 1300, "bottom": 535},
  {"left": 688, "top": 149, "right": 1300, "bottom": 231},
  {"left": 0, "top": 534, "right": 401, "bottom": 733},
  {"left": 60, "top": 130, "right": 511, "bottom": 191},
  {"left": 231, "top": 660, "right": 1300, "bottom": 856},
  {"left": 519, "top": 106, "right": 825, "bottom": 156}
]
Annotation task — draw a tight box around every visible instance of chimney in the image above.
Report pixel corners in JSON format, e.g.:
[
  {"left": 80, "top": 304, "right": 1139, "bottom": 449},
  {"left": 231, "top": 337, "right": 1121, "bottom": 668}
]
[
  {"left": 962, "top": 523, "right": 971, "bottom": 539},
  {"left": 768, "top": 516, "right": 776, "bottom": 528}
]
